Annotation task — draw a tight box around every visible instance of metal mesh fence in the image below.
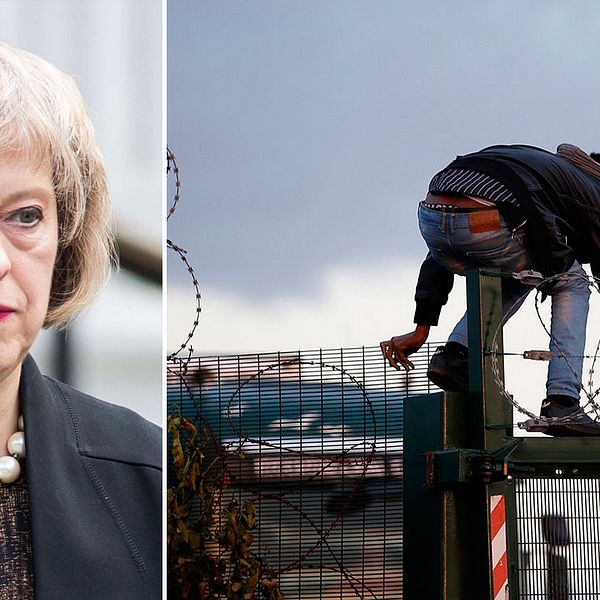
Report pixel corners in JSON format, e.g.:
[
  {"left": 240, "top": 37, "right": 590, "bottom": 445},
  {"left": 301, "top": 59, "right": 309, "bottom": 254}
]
[
  {"left": 168, "top": 342, "right": 600, "bottom": 598},
  {"left": 167, "top": 344, "right": 441, "bottom": 599},
  {"left": 515, "top": 476, "right": 600, "bottom": 598}
]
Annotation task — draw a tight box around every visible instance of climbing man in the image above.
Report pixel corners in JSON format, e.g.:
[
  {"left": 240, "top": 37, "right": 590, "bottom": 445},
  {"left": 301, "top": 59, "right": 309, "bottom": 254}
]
[{"left": 380, "top": 144, "right": 600, "bottom": 436}]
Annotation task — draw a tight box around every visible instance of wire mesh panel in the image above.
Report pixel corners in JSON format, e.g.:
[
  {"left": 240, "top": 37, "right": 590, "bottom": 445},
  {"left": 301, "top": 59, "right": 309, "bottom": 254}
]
[
  {"left": 515, "top": 476, "right": 600, "bottom": 599},
  {"left": 167, "top": 344, "right": 440, "bottom": 599}
]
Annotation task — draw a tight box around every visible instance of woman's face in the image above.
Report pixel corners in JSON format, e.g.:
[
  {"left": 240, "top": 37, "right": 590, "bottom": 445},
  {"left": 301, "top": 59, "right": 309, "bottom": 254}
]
[{"left": 0, "top": 155, "right": 57, "bottom": 381}]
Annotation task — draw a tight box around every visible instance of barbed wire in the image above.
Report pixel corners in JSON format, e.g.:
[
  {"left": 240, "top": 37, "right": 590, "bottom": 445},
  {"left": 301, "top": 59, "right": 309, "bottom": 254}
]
[
  {"left": 166, "top": 149, "right": 201, "bottom": 361},
  {"left": 586, "top": 339, "right": 600, "bottom": 420},
  {"left": 488, "top": 270, "right": 600, "bottom": 426},
  {"left": 166, "top": 147, "right": 181, "bottom": 221},
  {"left": 532, "top": 272, "right": 600, "bottom": 418}
]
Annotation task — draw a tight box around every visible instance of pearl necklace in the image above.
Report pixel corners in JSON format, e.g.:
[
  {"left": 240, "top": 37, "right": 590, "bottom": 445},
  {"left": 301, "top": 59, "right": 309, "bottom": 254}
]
[{"left": 0, "top": 415, "right": 25, "bottom": 484}]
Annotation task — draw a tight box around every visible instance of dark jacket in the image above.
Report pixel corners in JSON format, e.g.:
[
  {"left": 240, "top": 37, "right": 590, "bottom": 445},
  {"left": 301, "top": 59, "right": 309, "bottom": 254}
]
[
  {"left": 21, "top": 355, "right": 161, "bottom": 599},
  {"left": 414, "top": 145, "right": 600, "bottom": 325}
]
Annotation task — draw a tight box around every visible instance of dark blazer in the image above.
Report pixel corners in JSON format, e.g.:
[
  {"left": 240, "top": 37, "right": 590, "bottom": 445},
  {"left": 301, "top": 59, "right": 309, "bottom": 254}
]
[{"left": 21, "top": 355, "right": 162, "bottom": 599}]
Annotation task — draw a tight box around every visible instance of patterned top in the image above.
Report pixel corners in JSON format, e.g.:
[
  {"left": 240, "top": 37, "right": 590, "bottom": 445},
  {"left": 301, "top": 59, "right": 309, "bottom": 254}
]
[
  {"left": 429, "top": 168, "right": 517, "bottom": 205},
  {"left": 0, "top": 477, "right": 33, "bottom": 599}
]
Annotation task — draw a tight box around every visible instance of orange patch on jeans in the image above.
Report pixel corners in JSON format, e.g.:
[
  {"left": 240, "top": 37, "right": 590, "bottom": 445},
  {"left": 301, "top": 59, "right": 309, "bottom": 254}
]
[{"left": 468, "top": 210, "right": 501, "bottom": 233}]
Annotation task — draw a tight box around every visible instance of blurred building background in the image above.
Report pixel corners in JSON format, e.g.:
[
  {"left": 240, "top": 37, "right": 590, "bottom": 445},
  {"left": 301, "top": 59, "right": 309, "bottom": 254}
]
[{"left": 1, "top": 1, "right": 162, "bottom": 424}]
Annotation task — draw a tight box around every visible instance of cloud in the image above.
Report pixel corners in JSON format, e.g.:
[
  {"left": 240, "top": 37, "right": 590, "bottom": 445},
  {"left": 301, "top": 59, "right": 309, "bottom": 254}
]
[{"left": 168, "top": 258, "right": 464, "bottom": 354}]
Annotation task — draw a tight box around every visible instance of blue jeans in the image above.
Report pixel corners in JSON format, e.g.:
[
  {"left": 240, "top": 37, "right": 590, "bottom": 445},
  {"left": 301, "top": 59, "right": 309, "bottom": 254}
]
[{"left": 418, "top": 203, "right": 590, "bottom": 399}]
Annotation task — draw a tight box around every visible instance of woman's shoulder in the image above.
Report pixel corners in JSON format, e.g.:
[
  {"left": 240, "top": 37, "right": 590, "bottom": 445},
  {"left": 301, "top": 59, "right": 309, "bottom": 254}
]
[{"left": 42, "top": 375, "right": 161, "bottom": 470}]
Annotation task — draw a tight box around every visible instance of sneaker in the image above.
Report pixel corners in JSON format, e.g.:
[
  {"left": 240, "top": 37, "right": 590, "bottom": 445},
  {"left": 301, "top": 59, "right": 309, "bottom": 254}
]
[
  {"left": 525, "top": 395, "right": 600, "bottom": 436},
  {"left": 427, "top": 342, "right": 469, "bottom": 392}
]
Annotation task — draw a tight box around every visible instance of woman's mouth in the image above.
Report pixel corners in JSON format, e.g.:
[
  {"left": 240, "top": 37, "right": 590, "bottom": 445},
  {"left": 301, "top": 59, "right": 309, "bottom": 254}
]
[{"left": 0, "top": 306, "right": 15, "bottom": 322}]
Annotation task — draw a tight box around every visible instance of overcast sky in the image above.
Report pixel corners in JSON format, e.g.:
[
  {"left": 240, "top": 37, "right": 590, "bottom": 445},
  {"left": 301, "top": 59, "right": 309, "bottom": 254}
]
[
  {"left": 168, "top": 1, "right": 600, "bottom": 415},
  {"left": 169, "top": 1, "right": 600, "bottom": 294}
]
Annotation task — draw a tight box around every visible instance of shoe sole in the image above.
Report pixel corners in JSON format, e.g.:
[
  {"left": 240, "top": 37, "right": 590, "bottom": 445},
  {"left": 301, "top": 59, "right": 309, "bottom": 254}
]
[{"left": 522, "top": 418, "right": 600, "bottom": 437}]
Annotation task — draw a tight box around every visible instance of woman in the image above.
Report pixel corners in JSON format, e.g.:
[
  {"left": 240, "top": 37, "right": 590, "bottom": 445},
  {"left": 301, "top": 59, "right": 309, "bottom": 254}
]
[{"left": 0, "top": 43, "right": 161, "bottom": 598}]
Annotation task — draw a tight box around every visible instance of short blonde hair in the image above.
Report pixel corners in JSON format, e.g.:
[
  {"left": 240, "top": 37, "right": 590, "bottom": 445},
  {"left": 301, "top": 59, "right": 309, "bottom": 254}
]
[{"left": 0, "top": 42, "right": 115, "bottom": 328}]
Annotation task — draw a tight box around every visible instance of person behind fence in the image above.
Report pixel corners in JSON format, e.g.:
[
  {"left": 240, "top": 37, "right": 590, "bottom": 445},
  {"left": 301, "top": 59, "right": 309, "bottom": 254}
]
[
  {"left": 380, "top": 144, "right": 600, "bottom": 437},
  {"left": 0, "top": 43, "right": 161, "bottom": 598}
]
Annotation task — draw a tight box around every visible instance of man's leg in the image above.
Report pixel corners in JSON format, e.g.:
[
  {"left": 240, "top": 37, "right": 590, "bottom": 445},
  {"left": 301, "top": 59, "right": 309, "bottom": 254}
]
[
  {"left": 546, "top": 261, "right": 591, "bottom": 400},
  {"left": 519, "top": 262, "right": 600, "bottom": 435}
]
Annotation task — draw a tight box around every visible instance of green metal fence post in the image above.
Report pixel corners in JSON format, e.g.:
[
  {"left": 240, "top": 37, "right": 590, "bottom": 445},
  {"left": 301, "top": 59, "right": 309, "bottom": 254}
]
[
  {"left": 404, "top": 269, "right": 513, "bottom": 599},
  {"left": 466, "top": 269, "right": 513, "bottom": 447},
  {"left": 404, "top": 390, "right": 484, "bottom": 599},
  {"left": 466, "top": 269, "right": 516, "bottom": 599}
]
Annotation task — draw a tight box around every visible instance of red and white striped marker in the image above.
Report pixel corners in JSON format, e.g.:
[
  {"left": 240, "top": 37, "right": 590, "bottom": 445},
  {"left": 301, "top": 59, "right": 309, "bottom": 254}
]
[{"left": 490, "top": 495, "right": 509, "bottom": 600}]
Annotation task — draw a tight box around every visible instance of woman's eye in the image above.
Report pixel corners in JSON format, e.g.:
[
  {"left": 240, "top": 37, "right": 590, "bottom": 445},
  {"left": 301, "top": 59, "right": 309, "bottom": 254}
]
[{"left": 7, "top": 207, "right": 43, "bottom": 227}]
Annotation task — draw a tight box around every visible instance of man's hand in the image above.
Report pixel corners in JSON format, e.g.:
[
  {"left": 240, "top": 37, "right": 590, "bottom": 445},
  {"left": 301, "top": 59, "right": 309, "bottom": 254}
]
[{"left": 380, "top": 324, "right": 430, "bottom": 371}]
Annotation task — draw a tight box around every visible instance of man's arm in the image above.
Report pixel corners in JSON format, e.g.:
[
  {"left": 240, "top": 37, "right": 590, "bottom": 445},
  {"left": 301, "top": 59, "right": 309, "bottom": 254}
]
[
  {"left": 414, "top": 253, "right": 454, "bottom": 326},
  {"left": 380, "top": 254, "right": 454, "bottom": 370}
]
